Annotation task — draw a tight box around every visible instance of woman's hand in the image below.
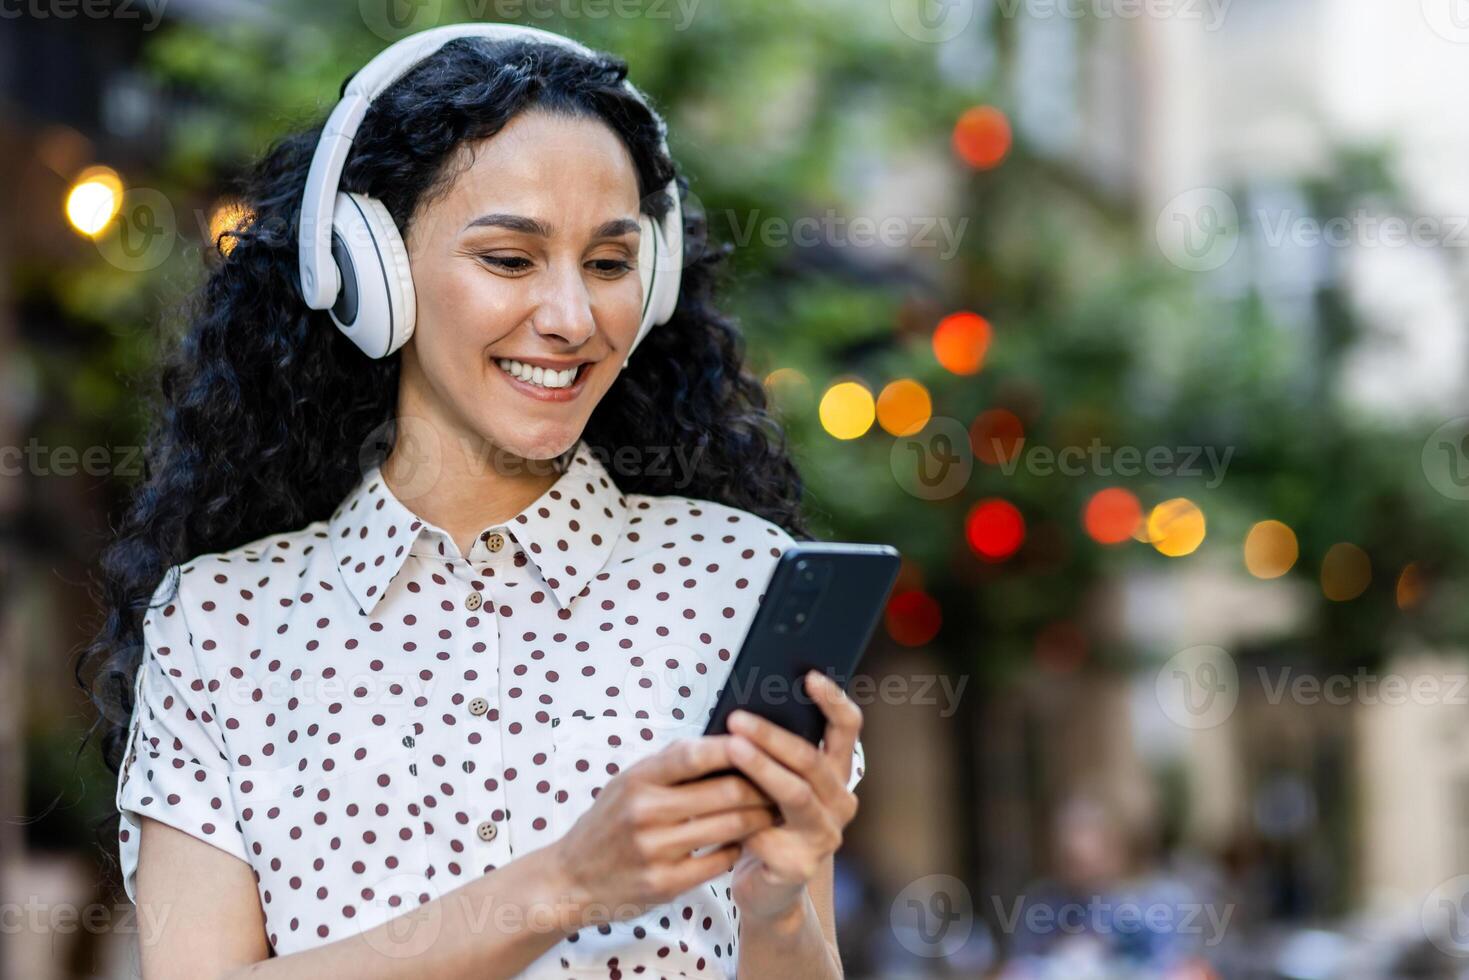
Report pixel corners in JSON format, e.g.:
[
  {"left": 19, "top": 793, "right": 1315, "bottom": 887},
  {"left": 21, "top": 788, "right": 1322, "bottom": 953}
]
[
  {"left": 548, "top": 735, "right": 778, "bottom": 931},
  {"left": 724, "top": 670, "right": 863, "bottom": 925}
]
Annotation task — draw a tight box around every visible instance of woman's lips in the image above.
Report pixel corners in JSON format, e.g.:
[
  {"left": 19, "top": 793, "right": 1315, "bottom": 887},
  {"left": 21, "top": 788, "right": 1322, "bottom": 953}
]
[{"left": 492, "top": 357, "right": 592, "bottom": 403}]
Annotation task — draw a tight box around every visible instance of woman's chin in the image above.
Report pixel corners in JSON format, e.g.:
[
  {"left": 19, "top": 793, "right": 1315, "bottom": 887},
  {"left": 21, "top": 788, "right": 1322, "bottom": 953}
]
[{"left": 479, "top": 424, "right": 585, "bottom": 467}]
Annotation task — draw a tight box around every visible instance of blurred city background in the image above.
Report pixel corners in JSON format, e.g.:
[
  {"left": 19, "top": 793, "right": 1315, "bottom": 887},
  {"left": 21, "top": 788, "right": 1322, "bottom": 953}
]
[{"left": 4, "top": 0, "right": 1469, "bottom": 977}]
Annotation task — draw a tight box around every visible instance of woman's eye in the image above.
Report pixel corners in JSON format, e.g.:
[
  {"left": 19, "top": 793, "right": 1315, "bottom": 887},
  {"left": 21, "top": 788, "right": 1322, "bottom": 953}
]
[
  {"left": 589, "top": 259, "right": 634, "bottom": 276},
  {"left": 479, "top": 255, "right": 532, "bottom": 272}
]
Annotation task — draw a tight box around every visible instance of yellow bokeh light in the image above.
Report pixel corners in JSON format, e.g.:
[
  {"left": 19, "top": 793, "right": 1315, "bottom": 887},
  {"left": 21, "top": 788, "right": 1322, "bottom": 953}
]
[
  {"left": 1147, "top": 498, "right": 1206, "bottom": 557},
  {"left": 209, "top": 199, "right": 255, "bottom": 256},
  {"left": 819, "top": 381, "right": 875, "bottom": 440},
  {"left": 1244, "top": 520, "right": 1298, "bottom": 579},
  {"left": 876, "top": 379, "right": 932, "bottom": 436},
  {"left": 1321, "top": 542, "right": 1371, "bottom": 601},
  {"left": 65, "top": 166, "right": 123, "bottom": 237}
]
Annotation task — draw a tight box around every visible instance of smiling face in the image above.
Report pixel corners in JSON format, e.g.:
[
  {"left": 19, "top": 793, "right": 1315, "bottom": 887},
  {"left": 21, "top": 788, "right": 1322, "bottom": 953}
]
[{"left": 399, "top": 107, "right": 645, "bottom": 465}]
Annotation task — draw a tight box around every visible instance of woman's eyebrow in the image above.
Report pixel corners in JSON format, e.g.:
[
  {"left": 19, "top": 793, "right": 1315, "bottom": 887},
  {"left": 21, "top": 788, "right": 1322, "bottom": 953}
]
[{"left": 462, "top": 213, "right": 641, "bottom": 239}]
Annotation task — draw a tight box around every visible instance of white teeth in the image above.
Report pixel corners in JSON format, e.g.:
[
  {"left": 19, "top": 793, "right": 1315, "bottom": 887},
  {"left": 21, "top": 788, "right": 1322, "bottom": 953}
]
[{"left": 495, "top": 359, "right": 579, "bottom": 389}]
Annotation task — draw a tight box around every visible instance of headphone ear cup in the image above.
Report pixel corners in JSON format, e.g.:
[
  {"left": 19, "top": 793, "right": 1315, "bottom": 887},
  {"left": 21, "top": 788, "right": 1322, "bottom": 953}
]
[
  {"left": 327, "top": 191, "right": 416, "bottom": 359},
  {"left": 649, "top": 193, "right": 683, "bottom": 327},
  {"left": 627, "top": 203, "right": 683, "bottom": 364}
]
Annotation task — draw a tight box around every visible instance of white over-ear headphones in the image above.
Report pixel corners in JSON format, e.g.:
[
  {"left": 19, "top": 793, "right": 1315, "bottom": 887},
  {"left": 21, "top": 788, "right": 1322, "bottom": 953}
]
[{"left": 297, "top": 23, "right": 684, "bottom": 367}]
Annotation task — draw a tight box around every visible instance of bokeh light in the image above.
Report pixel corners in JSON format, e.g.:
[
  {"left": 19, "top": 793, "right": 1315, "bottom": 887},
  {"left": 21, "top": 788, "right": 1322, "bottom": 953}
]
[
  {"left": 885, "top": 590, "right": 942, "bottom": 646},
  {"left": 1083, "top": 488, "right": 1142, "bottom": 545},
  {"left": 1321, "top": 542, "right": 1371, "bottom": 601},
  {"left": 818, "top": 380, "right": 875, "bottom": 440},
  {"left": 208, "top": 198, "right": 254, "bottom": 256},
  {"left": 65, "top": 165, "right": 123, "bottom": 237},
  {"left": 932, "top": 311, "right": 992, "bottom": 375},
  {"left": 764, "top": 367, "right": 813, "bottom": 414},
  {"left": 1396, "top": 562, "right": 1425, "bottom": 610},
  {"left": 970, "top": 408, "right": 1024, "bottom": 465},
  {"left": 952, "top": 105, "right": 1012, "bottom": 170},
  {"left": 876, "top": 379, "right": 932, "bottom": 436},
  {"left": 1243, "top": 520, "right": 1299, "bottom": 579},
  {"left": 1147, "top": 498, "right": 1206, "bottom": 557},
  {"left": 966, "top": 498, "right": 1025, "bottom": 561}
]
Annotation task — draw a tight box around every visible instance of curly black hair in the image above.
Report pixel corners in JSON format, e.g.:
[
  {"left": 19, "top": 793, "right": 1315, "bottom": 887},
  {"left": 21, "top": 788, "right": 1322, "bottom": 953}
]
[{"left": 79, "top": 36, "right": 808, "bottom": 878}]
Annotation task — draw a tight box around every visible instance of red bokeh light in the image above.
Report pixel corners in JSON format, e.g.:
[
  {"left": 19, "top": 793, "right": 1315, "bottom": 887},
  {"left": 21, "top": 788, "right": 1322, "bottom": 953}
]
[
  {"left": 965, "top": 498, "right": 1025, "bottom": 561},
  {"left": 885, "top": 590, "right": 943, "bottom": 647},
  {"left": 970, "top": 408, "right": 1025, "bottom": 465}
]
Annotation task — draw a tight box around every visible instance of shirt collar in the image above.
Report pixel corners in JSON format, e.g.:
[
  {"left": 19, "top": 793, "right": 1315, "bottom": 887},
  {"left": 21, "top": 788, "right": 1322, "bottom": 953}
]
[{"left": 328, "top": 440, "right": 628, "bottom": 616}]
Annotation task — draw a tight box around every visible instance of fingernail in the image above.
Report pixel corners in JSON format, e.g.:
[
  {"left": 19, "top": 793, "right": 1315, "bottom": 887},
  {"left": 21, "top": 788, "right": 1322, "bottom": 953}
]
[{"left": 729, "top": 710, "right": 752, "bottom": 729}]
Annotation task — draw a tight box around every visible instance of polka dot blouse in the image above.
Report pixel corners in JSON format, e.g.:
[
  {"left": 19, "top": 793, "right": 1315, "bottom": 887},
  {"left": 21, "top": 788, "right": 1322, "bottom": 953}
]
[{"left": 115, "top": 440, "right": 865, "bottom": 976}]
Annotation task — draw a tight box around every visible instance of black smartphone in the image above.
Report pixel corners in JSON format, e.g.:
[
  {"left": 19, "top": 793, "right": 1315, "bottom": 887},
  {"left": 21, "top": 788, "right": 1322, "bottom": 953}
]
[{"left": 694, "top": 542, "right": 900, "bottom": 779}]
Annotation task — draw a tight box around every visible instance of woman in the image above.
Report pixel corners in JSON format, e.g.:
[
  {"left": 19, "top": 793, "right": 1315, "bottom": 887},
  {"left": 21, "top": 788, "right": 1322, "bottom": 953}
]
[{"left": 84, "top": 25, "right": 865, "bottom": 980}]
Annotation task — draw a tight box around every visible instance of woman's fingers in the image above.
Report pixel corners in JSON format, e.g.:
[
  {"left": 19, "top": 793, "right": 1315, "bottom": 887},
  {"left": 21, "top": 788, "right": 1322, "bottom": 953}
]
[
  {"left": 644, "top": 805, "right": 777, "bottom": 860},
  {"left": 630, "top": 734, "right": 743, "bottom": 787},
  {"left": 804, "top": 670, "right": 862, "bottom": 782},
  {"left": 655, "top": 843, "right": 743, "bottom": 899},
  {"left": 725, "top": 734, "right": 828, "bottom": 831},
  {"left": 725, "top": 705, "right": 844, "bottom": 802}
]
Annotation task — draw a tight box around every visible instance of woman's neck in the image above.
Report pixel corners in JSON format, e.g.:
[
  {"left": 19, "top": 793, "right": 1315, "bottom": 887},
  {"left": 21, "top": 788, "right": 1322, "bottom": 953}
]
[{"left": 381, "top": 425, "right": 563, "bottom": 560}]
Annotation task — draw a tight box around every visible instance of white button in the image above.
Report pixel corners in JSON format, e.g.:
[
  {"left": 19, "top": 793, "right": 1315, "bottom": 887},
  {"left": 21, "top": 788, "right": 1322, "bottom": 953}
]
[
  {"left": 477, "top": 820, "right": 498, "bottom": 842},
  {"left": 465, "top": 591, "right": 483, "bottom": 611},
  {"left": 469, "top": 697, "right": 489, "bottom": 716}
]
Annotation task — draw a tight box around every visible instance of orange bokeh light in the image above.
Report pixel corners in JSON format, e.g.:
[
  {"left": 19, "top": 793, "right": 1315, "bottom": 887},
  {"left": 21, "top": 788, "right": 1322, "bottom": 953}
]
[
  {"left": 952, "top": 105, "right": 1012, "bottom": 170},
  {"left": 933, "top": 312, "right": 992, "bottom": 376},
  {"left": 876, "top": 379, "right": 933, "bottom": 436},
  {"left": 1083, "top": 488, "right": 1142, "bottom": 545}
]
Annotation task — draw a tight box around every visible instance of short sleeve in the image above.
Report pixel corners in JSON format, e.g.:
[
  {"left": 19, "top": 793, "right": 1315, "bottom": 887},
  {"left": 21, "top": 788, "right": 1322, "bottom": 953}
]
[
  {"left": 847, "top": 736, "right": 866, "bottom": 793},
  {"left": 115, "top": 568, "right": 249, "bottom": 904}
]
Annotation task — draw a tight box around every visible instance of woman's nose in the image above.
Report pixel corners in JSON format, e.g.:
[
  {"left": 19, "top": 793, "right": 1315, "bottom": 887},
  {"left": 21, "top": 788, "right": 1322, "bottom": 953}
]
[{"left": 531, "top": 265, "right": 597, "bottom": 346}]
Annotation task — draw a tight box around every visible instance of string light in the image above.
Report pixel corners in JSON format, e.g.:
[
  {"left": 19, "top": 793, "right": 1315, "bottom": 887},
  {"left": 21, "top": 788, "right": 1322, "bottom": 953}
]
[
  {"left": 1083, "top": 488, "right": 1142, "bottom": 545},
  {"left": 818, "top": 381, "right": 875, "bottom": 440},
  {"left": 933, "top": 312, "right": 992, "bottom": 375}
]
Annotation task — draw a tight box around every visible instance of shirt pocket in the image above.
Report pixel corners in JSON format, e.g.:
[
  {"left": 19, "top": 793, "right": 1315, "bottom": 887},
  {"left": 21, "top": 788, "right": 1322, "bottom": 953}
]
[
  {"left": 226, "top": 722, "right": 431, "bottom": 953},
  {"left": 548, "top": 710, "right": 686, "bottom": 839},
  {"left": 550, "top": 710, "right": 730, "bottom": 972}
]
